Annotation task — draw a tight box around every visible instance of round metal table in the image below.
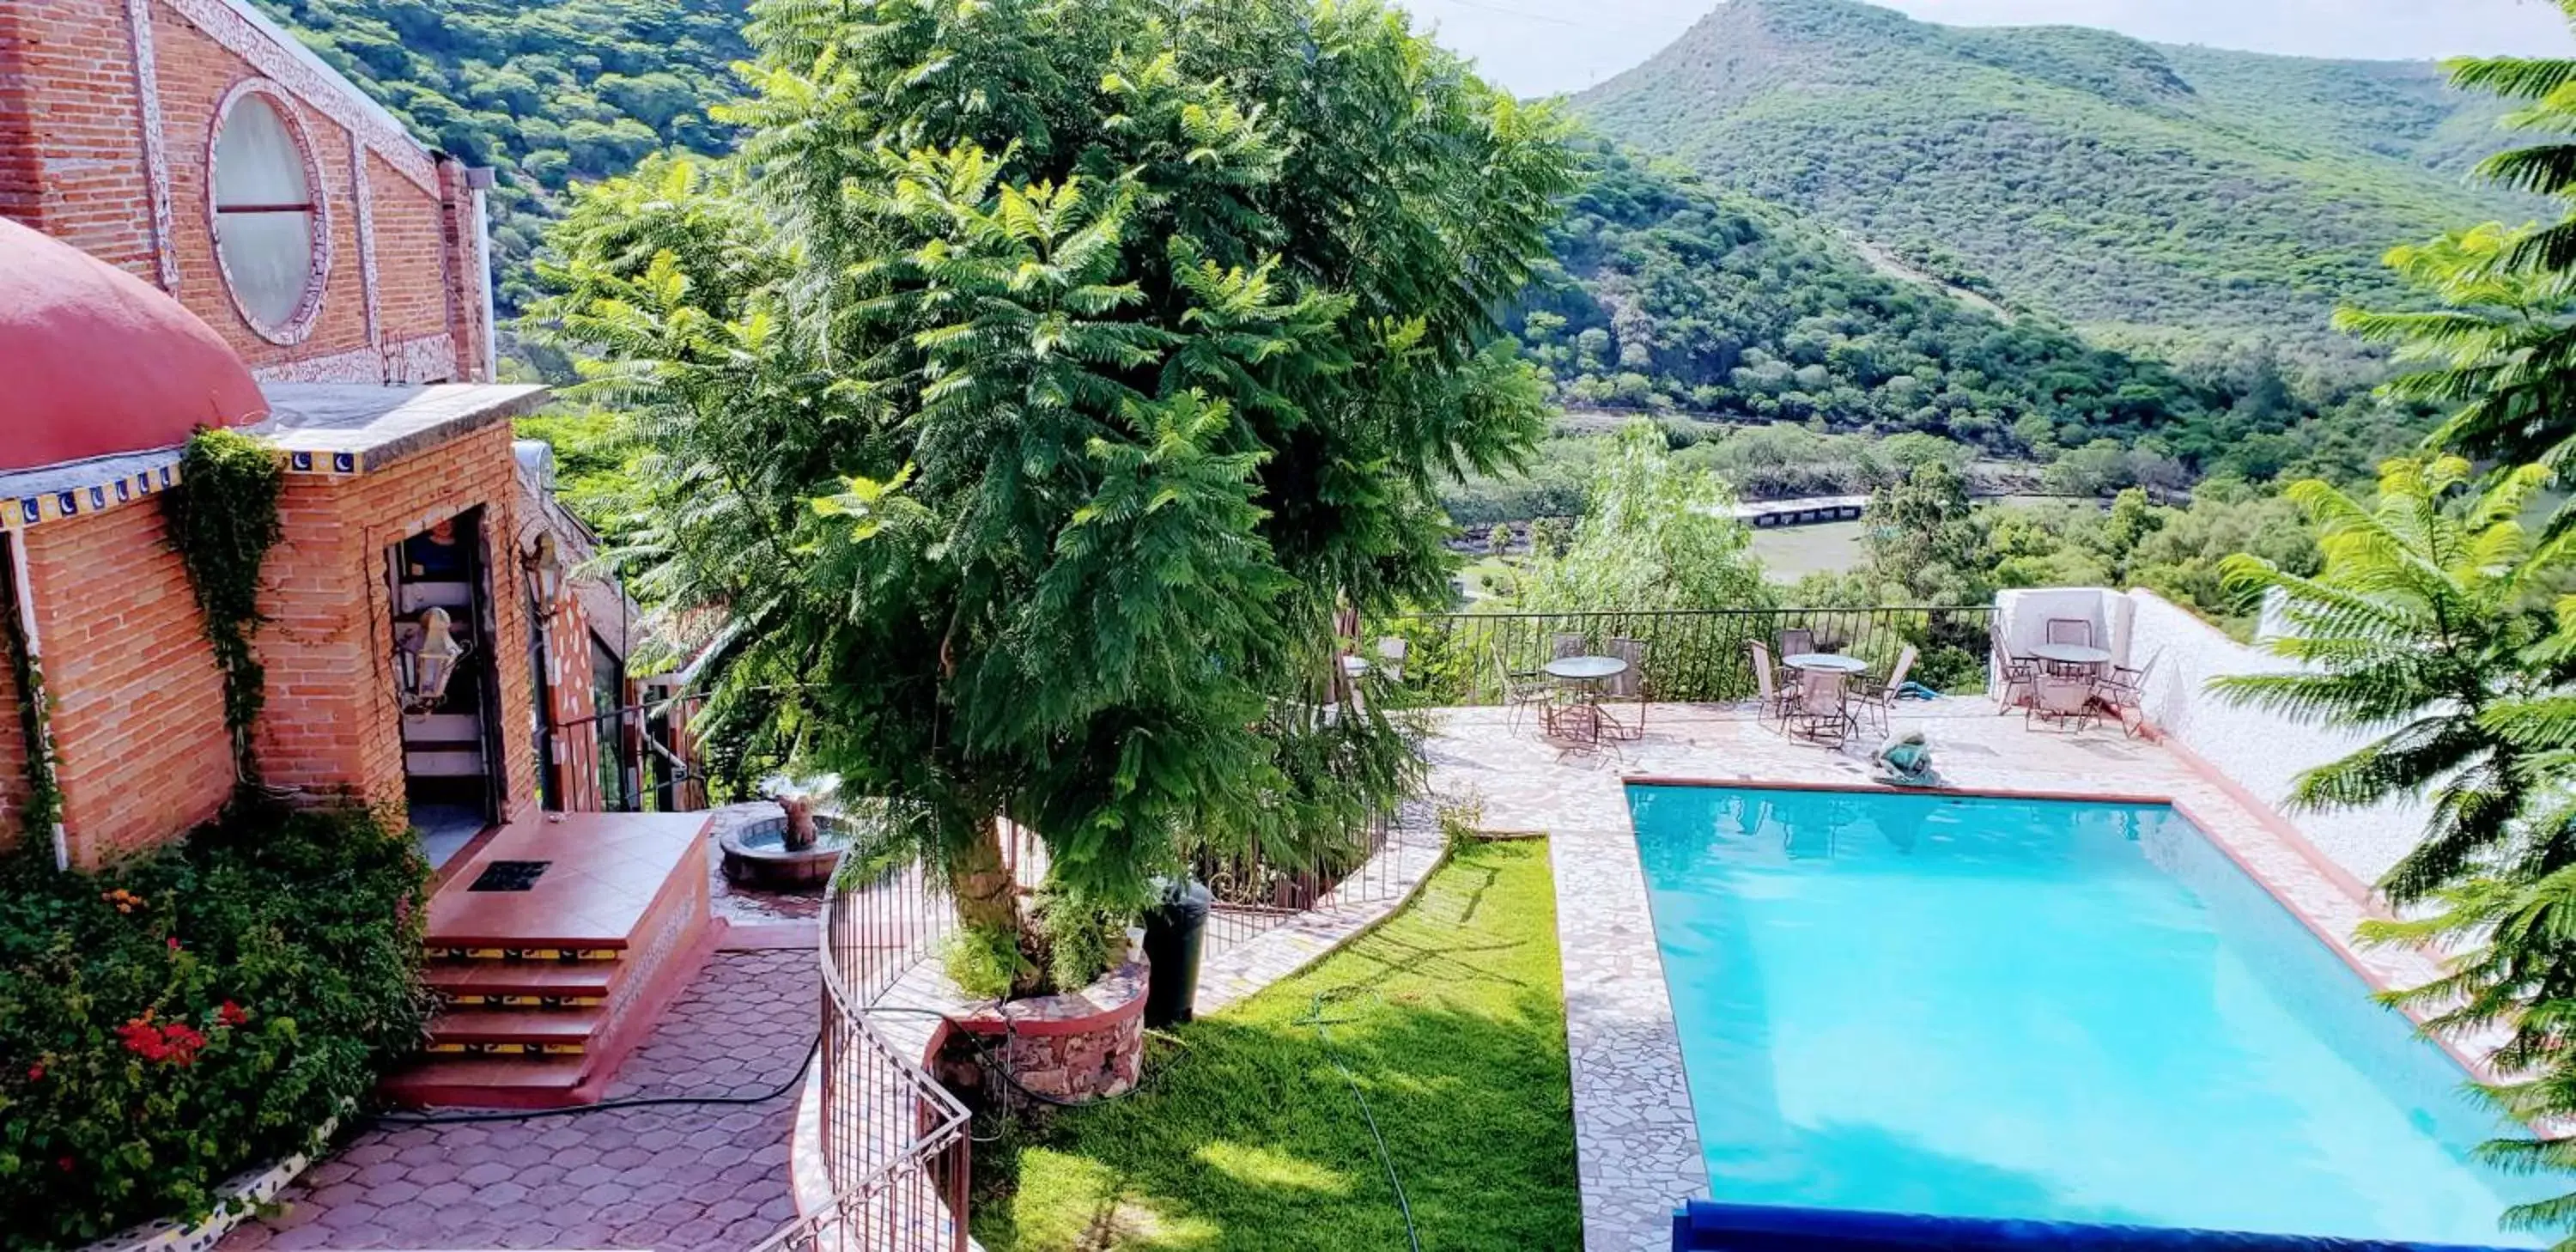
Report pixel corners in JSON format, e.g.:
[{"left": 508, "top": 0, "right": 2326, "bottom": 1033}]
[
  {"left": 2029, "top": 643, "right": 2111, "bottom": 666},
  {"left": 2026, "top": 642, "right": 2111, "bottom": 727},
  {"left": 1542, "top": 656, "right": 1631, "bottom": 746},
  {"left": 1783, "top": 653, "right": 1867, "bottom": 674},
  {"left": 1544, "top": 655, "right": 1630, "bottom": 683}
]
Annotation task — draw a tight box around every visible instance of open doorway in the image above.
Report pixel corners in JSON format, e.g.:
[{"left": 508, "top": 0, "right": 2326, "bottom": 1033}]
[{"left": 389, "top": 508, "right": 506, "bottom": 868}]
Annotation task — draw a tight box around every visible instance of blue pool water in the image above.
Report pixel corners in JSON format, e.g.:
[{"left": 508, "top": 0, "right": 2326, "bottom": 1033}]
[{"left": 1626, "top": 784, "right": 2554, "bottom": 1247}]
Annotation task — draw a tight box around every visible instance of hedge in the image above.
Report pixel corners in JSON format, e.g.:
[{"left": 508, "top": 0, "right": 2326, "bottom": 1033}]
[{"left": 0, "top": 802, "right": 433, "bottom": 1248}]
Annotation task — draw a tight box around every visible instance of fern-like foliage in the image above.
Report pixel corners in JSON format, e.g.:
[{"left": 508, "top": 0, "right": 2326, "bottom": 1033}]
[{"left": 527, "top": 0, "right": 1574, "bottom": 994}]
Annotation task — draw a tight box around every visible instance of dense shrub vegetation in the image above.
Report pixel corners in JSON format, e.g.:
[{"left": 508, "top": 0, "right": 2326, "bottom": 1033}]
[{"left": 0, "top": 805, "right": 431, "bottom": 1248}]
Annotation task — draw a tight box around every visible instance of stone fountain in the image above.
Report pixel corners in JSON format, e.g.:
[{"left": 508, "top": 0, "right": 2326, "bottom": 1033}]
[{"left": 719, "top": 774, "right": 854, "bottom": 890}]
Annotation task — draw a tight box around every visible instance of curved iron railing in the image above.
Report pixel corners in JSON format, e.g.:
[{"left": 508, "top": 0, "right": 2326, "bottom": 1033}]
[{"left": 750, "top": 852, "right": 971, "bottom": 1252}]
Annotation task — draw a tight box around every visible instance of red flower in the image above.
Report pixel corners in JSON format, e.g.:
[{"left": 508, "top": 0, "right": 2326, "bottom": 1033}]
[
  {"left": 117, "top": 1012, "right": 207, "bottom": 1065},
  {"left": 166, "top": 937, "right": 181, "bottom": 952},
  {"left": 118, "top": 1016, "right": 168, "bottom": 1061},
  {"left": 217, "top": 1000, "right": 248, "bottom": 1028},
  {"left": 25, "top": 1064, "right": 41, "bottom": 1082},
  {"left": 57, "top": 1157, "right": 74, "bottom": 1173}
]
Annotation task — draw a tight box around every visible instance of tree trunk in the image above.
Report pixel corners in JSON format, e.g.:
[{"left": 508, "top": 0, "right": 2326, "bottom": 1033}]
[{"left": 949, "top": 814, "right": 1034, "bottom": 996}]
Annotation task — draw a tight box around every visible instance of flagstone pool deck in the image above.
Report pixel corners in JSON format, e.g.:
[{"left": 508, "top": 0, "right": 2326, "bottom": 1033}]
[{"left": 1420, "top": 698, "right": 2444, "bottom": 1252}]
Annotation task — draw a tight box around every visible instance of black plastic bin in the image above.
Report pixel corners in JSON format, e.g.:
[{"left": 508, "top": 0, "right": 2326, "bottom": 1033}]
[{"left": 1141, "top": 880, "right": 1213, "bottom": 1027}]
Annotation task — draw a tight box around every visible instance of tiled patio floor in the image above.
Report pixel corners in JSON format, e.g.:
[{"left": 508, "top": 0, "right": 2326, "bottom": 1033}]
[
  {"left": 222, "top": 945, "right": 813, "bottom": 1250},
  {"left": 1421, "top": 698, "right": 2432, "bottom": 1252}
]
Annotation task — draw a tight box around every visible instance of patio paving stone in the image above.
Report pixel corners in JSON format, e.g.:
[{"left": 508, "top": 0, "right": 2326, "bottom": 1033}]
[{"left": 221, "top": 945, "right": 814, "bottom": 1250}]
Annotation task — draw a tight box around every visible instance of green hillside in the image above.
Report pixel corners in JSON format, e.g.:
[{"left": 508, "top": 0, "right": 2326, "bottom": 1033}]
[
  {"left": 1572, "top": 0, "right": 2537, "bottom": 368},
  {"left": 1519, "top": 143, "right": 2227, "bottom": 449}
]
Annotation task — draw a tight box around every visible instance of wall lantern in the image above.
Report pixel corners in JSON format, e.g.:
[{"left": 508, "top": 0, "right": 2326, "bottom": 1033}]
[
  {"left": 397, "top": 605, "right": 468, "bottom": 714},
  {"left": 525, "top": 532, "right": 566, "bottom": 606}
]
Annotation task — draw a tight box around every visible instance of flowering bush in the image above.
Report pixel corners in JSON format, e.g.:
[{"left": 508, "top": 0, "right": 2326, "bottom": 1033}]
[{"left": 0, "top": 802, "right": 432, "bottom": 1248}]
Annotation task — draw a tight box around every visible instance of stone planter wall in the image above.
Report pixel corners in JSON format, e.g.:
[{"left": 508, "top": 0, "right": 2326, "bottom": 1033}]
[{"left": 931, "top": 959, "right": 1148, "bottom": 1104}]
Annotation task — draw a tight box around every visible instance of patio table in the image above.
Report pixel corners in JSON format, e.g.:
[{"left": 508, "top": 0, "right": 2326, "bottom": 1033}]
[
  {"left": 1783, "top": 653, "right": 1867, "bottom": 675},
  {"left": 2030, "top": 642, "right": 2111, "bottom": 675},
  {"left": 2027, "top": 642, "right": 2110, "bottom": 730},
  {"left": 1543, "top": 655, "right": 1630, "bottom": 747}
]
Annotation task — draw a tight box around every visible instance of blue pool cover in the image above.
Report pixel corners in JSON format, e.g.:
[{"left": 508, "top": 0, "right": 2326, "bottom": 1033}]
[{"left": 1671, "top": 1201, "right": 2531, "bottom": 1252}]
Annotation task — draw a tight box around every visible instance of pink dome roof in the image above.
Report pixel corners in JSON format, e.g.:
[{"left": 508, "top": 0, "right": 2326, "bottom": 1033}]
[{"left": 0, "top": 217, "right": 266, "bottom": 473}]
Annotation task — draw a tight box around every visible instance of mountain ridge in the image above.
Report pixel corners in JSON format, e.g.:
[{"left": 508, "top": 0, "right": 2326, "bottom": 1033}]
[{"left": 1572, "top": 0, "right": 2537, "bottom": 368}]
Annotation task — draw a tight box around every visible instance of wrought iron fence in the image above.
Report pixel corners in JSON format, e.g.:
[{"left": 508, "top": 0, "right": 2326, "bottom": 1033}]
[
  {"left": 546, "top": 691, "right": 709, "bottom": 813},
  {"left": 750, "top": 848, "right": 970, "bottom": 1252},
  {"left": 1196, "top": 805, "right": 1409, "bottom": 953},
  {"left": 1375, "top": 605, "right": 1996, "bottom": 708}
]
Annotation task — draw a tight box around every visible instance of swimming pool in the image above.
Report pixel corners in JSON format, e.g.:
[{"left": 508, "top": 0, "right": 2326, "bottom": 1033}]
[{"left": 1625, "top": 784, "right": 2551, "bottom": 1247}]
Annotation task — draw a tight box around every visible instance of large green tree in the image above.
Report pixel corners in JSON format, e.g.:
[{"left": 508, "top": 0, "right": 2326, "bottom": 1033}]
[{"left": 535, "top": 0, "right": 1572, "bottom": 995}]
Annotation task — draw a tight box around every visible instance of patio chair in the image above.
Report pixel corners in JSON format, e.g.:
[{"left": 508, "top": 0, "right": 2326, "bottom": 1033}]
[
  {"left": 2026, "top": 667, "right": 2099, "bottom": 733},
  {"left": 2045, "top": 617, "right": 2095, "bottom": 648},
  {"left": 1496, "top": 644, "right": 1557, "bottom": 736},
  {"left": 1604, "top": 635, "right": 1648, "bottom": 739},
  {"left": 1749, "top": 641, "right": 1791, "bottom": 732},
  {"left": 2097, "top": 649, "right": 2160, "bottom": 738},
  {"left": 1375, "top": 636, "right": 1408, "bottom": 685},
  {"left": 1788, "top": 668, "right": 1852, "bottom": 745},
  {"left": 1778, "top": 626, "right": 1816, "bottom": 659},
  {"left": 1851, "top": 643, "right": 1918, "bottom": 736},
  {"left": 1991, "top": 619, "right": 2037, "bottom": 714},
  {"left": 1550, "top": 631, "right": 1587, "bottom": 660}
]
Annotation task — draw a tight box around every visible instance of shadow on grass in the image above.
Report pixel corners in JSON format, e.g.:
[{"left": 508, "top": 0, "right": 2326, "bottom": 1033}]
[{"left": 970, "top": 841, "right": 1580, "bottom": 1252}]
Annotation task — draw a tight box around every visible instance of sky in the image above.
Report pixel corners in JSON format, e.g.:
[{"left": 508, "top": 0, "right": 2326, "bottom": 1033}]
[{"left": 1408, "top": 0, "right": 2576, "bottom": 98}]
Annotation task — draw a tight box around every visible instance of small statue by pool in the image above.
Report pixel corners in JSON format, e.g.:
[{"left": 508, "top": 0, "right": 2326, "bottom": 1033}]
[{"left": 1873, "top": 731, "right": 1941, "bottom": 788}]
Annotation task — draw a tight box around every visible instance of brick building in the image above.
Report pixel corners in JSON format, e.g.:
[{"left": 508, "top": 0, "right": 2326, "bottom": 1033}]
[{"left": 0, "top": 0, "right": 714, "bottom": 1106}]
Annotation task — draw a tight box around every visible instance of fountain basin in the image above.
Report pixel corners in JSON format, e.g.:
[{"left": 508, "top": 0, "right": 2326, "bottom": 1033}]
[{"left": 719, "top": 813, "right": 857, "bottom": 890}]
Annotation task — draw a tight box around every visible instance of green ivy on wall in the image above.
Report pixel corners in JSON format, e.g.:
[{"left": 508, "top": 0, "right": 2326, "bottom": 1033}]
[
  {"left": 163, "top": 429, "right": 284, "bottom": 786},
  {"left": 0, "top": 542, "right": 61, "bottom": 844}
]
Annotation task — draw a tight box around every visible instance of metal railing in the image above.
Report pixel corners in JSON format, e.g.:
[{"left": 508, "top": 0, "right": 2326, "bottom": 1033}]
[
  {"left": 548, "top": 692, "right": 709, "bottom": 814},
  {"left": 1376, "top": 605, "right": 1997, "bottom": 707},
  {"left": 750, "top": 849, "right": 969, "bottom": 1252},
  {"left": 1196, "top": 806, "right": 1406, "bottom": 953}
]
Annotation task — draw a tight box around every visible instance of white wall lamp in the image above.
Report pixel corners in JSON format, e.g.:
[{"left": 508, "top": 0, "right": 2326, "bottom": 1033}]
[
  {"left": 525, "top": 532, "right": 566, "bottom": 607},
  {"left": 397, "top": 605, "right": 468, "bottom": 714}
]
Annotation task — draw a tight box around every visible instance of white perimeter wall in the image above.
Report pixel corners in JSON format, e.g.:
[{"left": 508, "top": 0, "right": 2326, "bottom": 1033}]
[{"left": 1999, "top": 587, "right": 2426, "bottom": 889}]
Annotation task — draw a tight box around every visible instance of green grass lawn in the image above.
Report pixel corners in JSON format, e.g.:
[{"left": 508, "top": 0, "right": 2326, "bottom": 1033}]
[{"left": 969, "top": 839, "right": 1581, "bottom": 1251}]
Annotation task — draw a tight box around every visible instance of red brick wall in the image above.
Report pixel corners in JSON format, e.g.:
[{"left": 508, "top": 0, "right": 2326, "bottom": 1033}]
[
  {"left": 19, "top": 502, "right": 236, "bottom": 868},
  {"left": 255, "top": 424, "right": 538, "bottom": 825},
  {"left": 0, "top": 3, "right": 46, "bottom": 227},
  {"left": 0, "top": 0, "right": 158, "bottom": 273},
  {"left": 371, "top": 151, "right": 447, "bottom": 341},
  {"left": 150, "top": 11, "right": 365, "bottom": 366},
  {"left": 0, "top": 0, "right": 491, "bottom": 381}
]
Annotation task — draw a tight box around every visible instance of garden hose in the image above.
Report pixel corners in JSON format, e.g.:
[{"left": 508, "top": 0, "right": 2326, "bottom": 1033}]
[
  {"left": 368, "top": 1033, "right": 820, "bottom": 1126},
  {"left": 1296, "top": 988, "right": 1423, "bottom": 1252}
]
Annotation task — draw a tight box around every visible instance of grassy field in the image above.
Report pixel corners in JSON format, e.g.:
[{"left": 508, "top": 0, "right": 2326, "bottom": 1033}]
[
  {"left": 1749, "top": 521, "right": 1866, "bottom": 582},
  {"left": 969, "top": 840, "right": 1581, "bottom": 1251}
]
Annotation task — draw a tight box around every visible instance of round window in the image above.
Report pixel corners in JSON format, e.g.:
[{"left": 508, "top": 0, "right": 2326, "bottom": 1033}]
[{"left": 210, "top": 84, "right": 325, "bottom": 342}]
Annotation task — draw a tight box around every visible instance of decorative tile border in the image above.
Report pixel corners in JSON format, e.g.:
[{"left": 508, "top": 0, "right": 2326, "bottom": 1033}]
[
  {"left": 1, "top": 464, "right": 179, "bottom": 532},
  {"left": 124, "top": 0, "right": 179, "bottom": 293},
  {"left": 73, "top": 1115, "right": 337, "bottom": 1252}
]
